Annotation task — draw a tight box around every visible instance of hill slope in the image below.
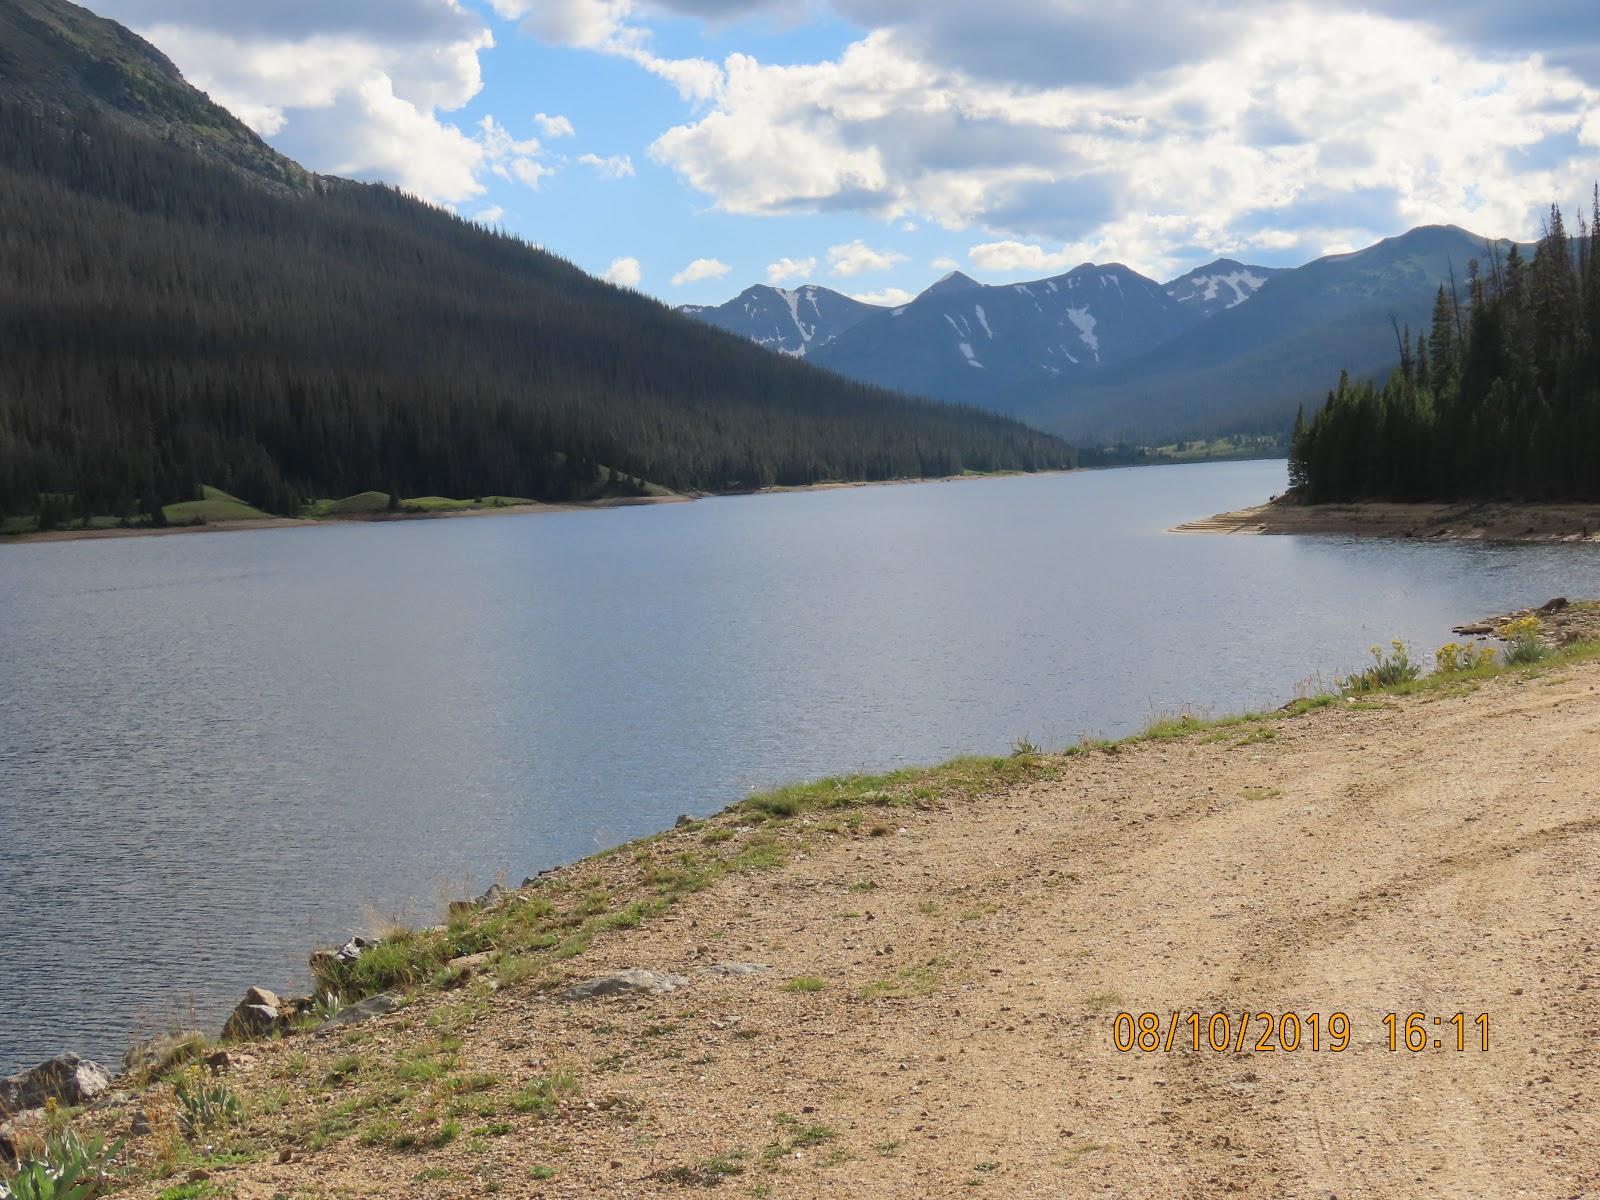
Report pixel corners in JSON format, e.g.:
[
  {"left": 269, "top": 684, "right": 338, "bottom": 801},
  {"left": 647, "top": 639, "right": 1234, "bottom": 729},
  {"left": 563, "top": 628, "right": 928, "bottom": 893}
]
[
  {"left": 1021, "top": 225, "right": 1518, "bottom": 441},
  {"left": 0, "top": 0, "right": 1070, "bottom": 521}
]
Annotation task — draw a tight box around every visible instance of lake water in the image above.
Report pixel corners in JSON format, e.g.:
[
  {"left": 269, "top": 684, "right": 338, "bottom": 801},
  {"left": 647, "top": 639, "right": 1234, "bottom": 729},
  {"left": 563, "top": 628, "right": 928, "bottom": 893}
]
[{"left": 4, "top": 459, "right": 1599, "bottom": 1074}]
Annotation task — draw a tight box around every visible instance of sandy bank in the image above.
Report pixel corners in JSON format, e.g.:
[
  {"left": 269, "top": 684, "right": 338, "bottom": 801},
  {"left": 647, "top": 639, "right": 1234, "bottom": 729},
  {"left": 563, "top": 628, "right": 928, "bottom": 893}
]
[{"left": 1176, "top": 497, "right": 1600, "bottom": 541}]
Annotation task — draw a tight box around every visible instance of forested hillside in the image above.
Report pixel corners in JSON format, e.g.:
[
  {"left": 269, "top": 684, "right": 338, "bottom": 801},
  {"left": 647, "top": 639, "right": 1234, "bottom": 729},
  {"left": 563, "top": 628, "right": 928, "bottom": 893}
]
[
  {"left": 1289, "top": 197, "right": 1600, "bottom": 502},
  {"left": 0, "top": 0, "right": 1069, "bottom": 524}
]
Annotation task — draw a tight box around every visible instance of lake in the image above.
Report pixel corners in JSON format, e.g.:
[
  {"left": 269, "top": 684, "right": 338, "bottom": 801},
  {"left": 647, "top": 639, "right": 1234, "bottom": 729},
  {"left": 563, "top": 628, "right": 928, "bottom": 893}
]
[{"left": 4, "top": 459, "right": 1599, "bottom": 1074}]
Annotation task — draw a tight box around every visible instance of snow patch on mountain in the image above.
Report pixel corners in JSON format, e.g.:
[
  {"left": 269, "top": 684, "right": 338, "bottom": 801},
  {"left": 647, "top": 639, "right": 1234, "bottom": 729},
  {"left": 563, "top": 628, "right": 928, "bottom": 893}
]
[
  {"left": 1065, "top": 306, "right": 1099, "bottom": 357},
  {"left": 1183, "top": 269, "right": 1266, "bottom": 308}
]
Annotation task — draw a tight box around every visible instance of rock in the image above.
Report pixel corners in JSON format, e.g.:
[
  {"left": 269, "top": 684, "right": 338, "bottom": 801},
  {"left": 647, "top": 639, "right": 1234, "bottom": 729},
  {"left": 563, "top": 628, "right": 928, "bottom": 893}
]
[
  {"left": 222, "top": 1004, "right": 280, "bottom": 1041},
  {"left": 1538, "top": 597, "right": 1570, "bottom": 615},
  {"left": 475, "top": 883, "right": 510, "bottom": 908},
  {"left": 221, "top": 987, "right": 285, "bottom": 1041},
  {"left": 0, "top": 1053, "right": 113, "bottom": 1112},
  {"left": 557, "top": 969, "right": 689, "bottom": 1002},
  {"left": 675, "top": 814, "right": 694, "bottom": 828},
  {"left": 202, "top": 1050, "right": 234, "bottom": 1072},
  {"left": 122, "top": 1031, "right": 207, "bottom": 1078},
  {"left": 129, "top": 1110, "right": 152, "bottom": 1138},
  {"left": 695, "top": 962, "right": 770, "bottom": 977},
  {"left": 444, "top": 952, "right": 492, "bottom": 987},
  {"left": 316, "top": 993, "right": 400, "bottom": 1032},
  {"left": 1452, "top": 622, "right": 1493, "bottom": 636}
]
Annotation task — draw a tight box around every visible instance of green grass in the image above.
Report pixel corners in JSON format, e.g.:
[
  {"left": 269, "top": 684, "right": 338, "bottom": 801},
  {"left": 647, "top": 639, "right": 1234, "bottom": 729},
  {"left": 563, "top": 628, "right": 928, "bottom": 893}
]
[
  {"left": 313, "top": 490, "right": 392, "bottom": 516},
  {"left": 781, "top": 976, "right": 826, "bottom": 994},
  {"left": 510, "top": 1070, "right": 578, "bottom": 1115},
  {"left": 163, "top": 485, "right": 270, "bottom": 523}
]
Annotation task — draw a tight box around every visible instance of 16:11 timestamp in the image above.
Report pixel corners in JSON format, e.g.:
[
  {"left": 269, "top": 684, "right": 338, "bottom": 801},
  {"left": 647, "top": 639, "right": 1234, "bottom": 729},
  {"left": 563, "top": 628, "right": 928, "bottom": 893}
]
[{"left": 1383, "top": 1012, "right": 1489, "bottom": 1052}]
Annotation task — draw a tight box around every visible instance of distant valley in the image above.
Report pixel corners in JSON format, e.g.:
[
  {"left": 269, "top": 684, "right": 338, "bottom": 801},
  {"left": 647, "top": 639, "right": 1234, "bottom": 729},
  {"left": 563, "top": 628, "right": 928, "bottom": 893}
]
[{"left": 681, "top": 228, "right": 1517, "bottom": 445}]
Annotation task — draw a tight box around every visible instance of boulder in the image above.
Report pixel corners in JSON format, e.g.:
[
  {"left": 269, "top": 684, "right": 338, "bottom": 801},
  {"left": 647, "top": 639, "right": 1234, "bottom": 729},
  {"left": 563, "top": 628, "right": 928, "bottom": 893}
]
[
  {"left": 475, "top": 883, "right": 510, "bottom": 909},
  {"left": 221, "top": 987, "right": 285, "bottom": 1041},
  {"left": 1537, "top": 597, "right": 1570, "bottom": 615},
  {"left": 316, "top": 993, "right": 400, "bottom": 1033},
  {"left": 0, "top": 1053, "right": 113, "bottom": 1113},
  {"left": 122, "top": 1031, "right": 207, "bottom": 1078},
  {"left": 557, "top": 969, "right": 689, "bottom": 1002},
  {"left": 444, "top": 953, "right": 492, "bottom": 987}
]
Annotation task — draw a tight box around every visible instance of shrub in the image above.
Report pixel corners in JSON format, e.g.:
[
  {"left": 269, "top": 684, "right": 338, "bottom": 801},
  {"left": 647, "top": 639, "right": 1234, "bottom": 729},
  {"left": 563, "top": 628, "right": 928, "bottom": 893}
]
[
  {"left": 1434, "top": 642, "right": 1497, "bottom": 674},
  {"left": 1501, "top": 616, "right": 1549, "bottom": 665},
  {"left": 0, "top": 1131, "right": 122, "bottom": 1200},
  {"left": 173, "top": 1079, "right": 240, "bottom": 1137},
  {"left": 1339, "top": 640, "right": 1421, "bottom": 694}
]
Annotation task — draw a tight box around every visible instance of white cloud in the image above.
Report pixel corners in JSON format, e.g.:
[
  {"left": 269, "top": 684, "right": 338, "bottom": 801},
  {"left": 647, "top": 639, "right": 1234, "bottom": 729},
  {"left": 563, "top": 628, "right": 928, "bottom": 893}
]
[
  {"left": 849, "top": 286, "right": 916, "bottom": 306},
  {"left": 966, "top": 240, "right": 1079, "bottom": 274},
  {"left": 827, "top": 239, "right": 908, "bottom": 277},
  {"left": 671, "top": 257, "right": 732, "bottom": 285},
  {"left": 474, "top": 204, "right": 506, "bottom": 223},
  {"left": 480, "top": 115, "right": 556, "bottom": 190},
  {"left": 603, "top": 256, "right": 643, "bottom": 286},
  {"left": 104, "top": 2, "right": 499, "bottom": 204},
  {"left": 534, "top": 111, "right": 576, "bottom": 137},
  {"left": 636, "top": 4, "right": 1600, "bottom": 274},
  {"left": 930, "top": 255, "right": 960, "bottom": 270},
  {"left": 765, "top": 255, "right": 818, "bottom": 284},
  {"left": 491, "top": 0, "right": 725, "bottom": 102},
  {"left": 578, "top": 152, "right": 637, "bottom": 178}
]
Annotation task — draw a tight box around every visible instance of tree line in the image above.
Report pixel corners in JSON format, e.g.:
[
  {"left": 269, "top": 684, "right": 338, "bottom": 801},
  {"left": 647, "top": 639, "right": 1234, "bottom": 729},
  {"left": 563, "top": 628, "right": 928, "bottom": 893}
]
[
  {"left": 0, "top": 99, "right": 1071, "bottom": 524},
  {"left": 1289, "top": 192, "right": 1600, "bottom": 502}
]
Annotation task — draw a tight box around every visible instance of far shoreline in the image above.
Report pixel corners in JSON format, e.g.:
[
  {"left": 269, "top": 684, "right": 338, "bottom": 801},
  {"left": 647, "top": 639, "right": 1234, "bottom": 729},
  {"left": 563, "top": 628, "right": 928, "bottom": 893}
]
[
  {"left": 0, "top": 467, "right": 1071, "bottom": 547},
  {"left": 1175, "top": 497, "right": 1600, "bottom": 543}
]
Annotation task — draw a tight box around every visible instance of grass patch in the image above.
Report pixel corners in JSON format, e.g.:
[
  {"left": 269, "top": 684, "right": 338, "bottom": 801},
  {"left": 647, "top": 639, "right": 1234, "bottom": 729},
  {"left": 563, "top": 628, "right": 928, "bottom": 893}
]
[
  {"left": 511, "top": 1070, "right": 578, "bottom": 1115},
  {"left": 650, "top": 1152, "right": 747, "bottom": 1187},
  {"left": 860, "top": 959, "right": 947, "bottom": 1000},
  {"left": 780, "top": 976, "right": 826, "bottom": 994},
  {"left": 162, "top": 485, "right": 270, "bottom": 524}
]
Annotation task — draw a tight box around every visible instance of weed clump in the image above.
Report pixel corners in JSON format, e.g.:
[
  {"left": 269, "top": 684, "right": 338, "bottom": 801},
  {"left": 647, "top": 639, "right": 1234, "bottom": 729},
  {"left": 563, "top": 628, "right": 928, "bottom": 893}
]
[
  {"left": 1501, "top": 616, "right": 1550, "bottom": 666},
  {"left": 1340, "top": 640, "right": 1421, "bottom": 694}
]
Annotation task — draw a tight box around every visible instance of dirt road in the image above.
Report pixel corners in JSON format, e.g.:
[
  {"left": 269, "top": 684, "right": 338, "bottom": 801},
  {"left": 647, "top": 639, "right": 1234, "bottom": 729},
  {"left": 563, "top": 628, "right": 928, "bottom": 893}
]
[{"left": 114, "top": 658, "right": 1600, "bottom": 1199}]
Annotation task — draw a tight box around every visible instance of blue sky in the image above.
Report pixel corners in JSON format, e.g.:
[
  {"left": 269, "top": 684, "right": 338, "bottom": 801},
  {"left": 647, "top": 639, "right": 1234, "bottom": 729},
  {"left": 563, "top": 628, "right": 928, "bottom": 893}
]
[{"left": 98, "top": 0, "right": 1600, "bottom": 305}]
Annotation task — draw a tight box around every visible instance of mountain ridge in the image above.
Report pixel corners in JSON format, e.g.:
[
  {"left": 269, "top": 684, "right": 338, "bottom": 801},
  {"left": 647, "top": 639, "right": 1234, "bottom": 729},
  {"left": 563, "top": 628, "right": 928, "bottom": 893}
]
[{"left": 682, "top": 225, "right": 1517, "bottom": 443}]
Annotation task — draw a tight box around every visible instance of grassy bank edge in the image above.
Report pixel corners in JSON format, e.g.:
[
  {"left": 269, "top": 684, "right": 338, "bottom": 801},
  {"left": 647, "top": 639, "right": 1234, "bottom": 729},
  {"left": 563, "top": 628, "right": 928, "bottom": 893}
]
[{"left": 230, "top": 629, "right": 1600, "bottom": 1016}]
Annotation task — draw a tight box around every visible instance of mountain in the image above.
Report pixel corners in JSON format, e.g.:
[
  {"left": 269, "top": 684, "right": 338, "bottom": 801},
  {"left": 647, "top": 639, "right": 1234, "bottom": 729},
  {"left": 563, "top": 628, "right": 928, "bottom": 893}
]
[
  {"left": 683, "top": 259, "right": 1278, "bottom": 410},
  {"left": 1162, "top": 259, "right": 1284, "bottom": 319},
  {"left": 0, "top": 0, "right": 1071, "bottom": 522},
  {"left": 0, "top": 0, "right": 307, "bottom": 190},
  {"left": 806, "top": 263, "right": 1202, "bottom": 404},
  {"left": 677, "top": 284, "right": 883, "bottom": 358},
  {"left": 687, "top": 228, "right": 1520, "bottom": 447},
  {"left": 1025, "top": 225, "right": 1520, "bottom": 442},
  {"left": 917, "top": 270, "right": 983, "bottom": 299}
]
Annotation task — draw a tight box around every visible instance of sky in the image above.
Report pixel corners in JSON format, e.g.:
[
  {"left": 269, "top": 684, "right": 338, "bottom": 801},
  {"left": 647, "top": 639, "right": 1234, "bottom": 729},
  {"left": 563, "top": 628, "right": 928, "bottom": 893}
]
[{"left": 95, "top": 0, "right": 1600, "bottom": 306}]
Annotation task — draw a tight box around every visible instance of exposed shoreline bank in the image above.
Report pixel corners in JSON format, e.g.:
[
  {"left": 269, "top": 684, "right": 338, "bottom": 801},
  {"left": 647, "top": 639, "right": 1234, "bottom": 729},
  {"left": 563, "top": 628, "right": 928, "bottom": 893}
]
[
  {"left": 0, "top": 468, "right": 1066, "bottom": 547},
  {"left": 10, "top": 606, "right": 1600, "bottom": 1197},
  {"left": 1176, "top": 497, "right": 1600, "bottom": 541}
]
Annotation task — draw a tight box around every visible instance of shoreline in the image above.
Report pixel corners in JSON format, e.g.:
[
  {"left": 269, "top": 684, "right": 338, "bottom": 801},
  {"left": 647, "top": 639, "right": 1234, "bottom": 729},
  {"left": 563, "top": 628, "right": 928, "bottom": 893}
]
[
  {"left": 0, "top": 468, "right": 1066, "bottom": 547},
  {"left": 1175, "top": 497, "right": 1600, "bottom": 542},
  {"left": 10, "top": 608, "right": 1600, "bottom": 1198}
]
